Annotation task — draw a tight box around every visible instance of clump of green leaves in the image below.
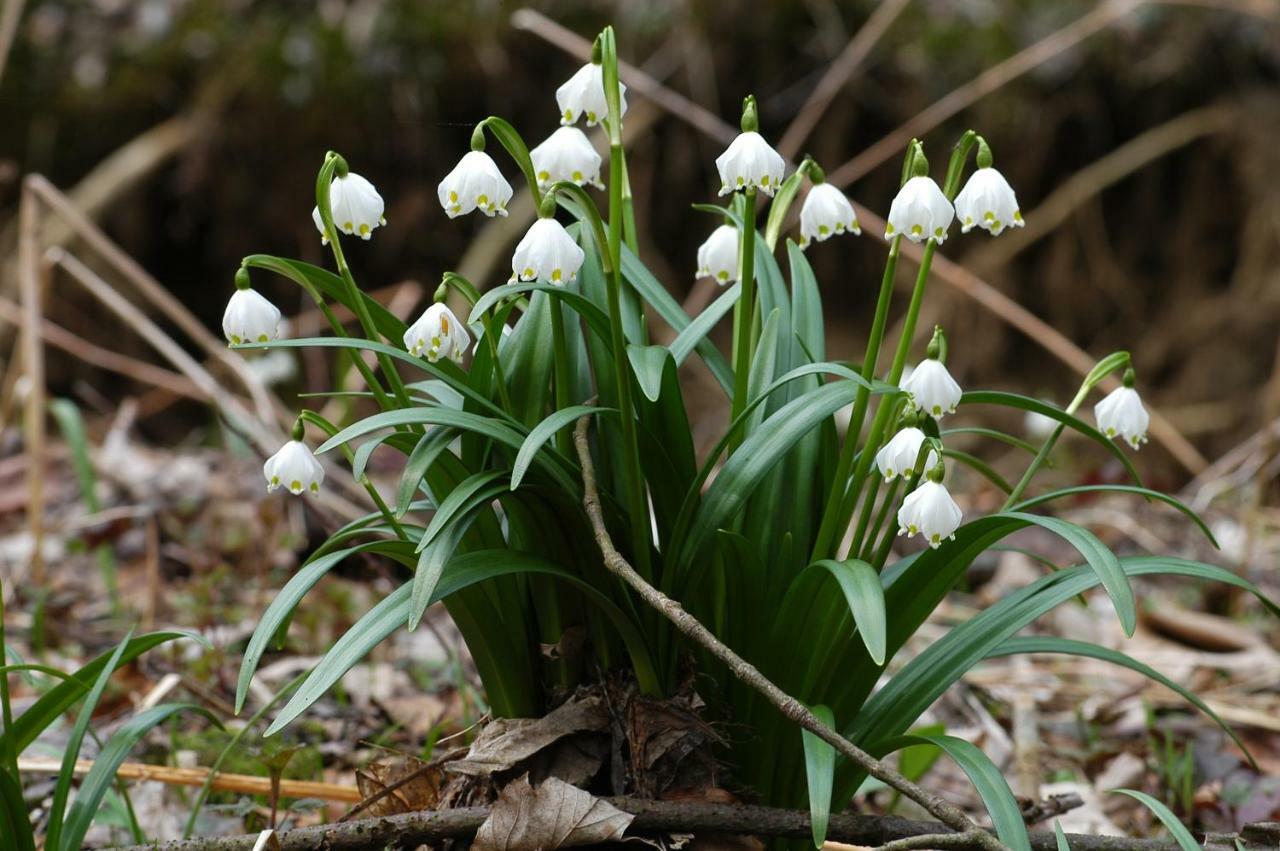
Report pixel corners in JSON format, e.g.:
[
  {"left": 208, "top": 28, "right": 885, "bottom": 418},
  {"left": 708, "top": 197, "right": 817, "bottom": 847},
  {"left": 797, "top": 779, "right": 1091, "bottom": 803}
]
[{"left": 230, "top": 25, "right": 1275, "bottom": 851}]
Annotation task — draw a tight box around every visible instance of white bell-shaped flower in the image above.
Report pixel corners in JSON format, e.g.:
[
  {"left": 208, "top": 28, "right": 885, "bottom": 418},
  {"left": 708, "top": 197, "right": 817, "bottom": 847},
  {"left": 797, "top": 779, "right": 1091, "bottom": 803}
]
[
  {"left": 874, "top": 427, "right": 939, "bottom": 482},
  {"left": 799, "top": 183, "right": 860, "bottom": 248},
  {"left": 954, "top": 167, "right": 1023, "bottom": 236},
  {"left": 695, "top": 224, "right": 740, "bottom": 285},
  {"left": 885, "top": 176, "right": 954, "bottom": 243},
  {"left": 716, "top": 131, "right": 786, "bottom": 196},
  {"left": 531, "top": 126, "right": 603, "bottom": 191},
  {"left": 404, "top": 303, "right": 471, "bottom": 364},
  {"left": 1094, "top": 386, "right": 1149, "bottom": 450},
  {"left": 264, "top": 440, "right": 325, "bottom": 496},
  {"left": 222, "top": 288, "right": 282, "bottom": 345},
  {"left": 511, "top": 218, "right": 585, "bottom": 284},
  {"left": 902, "top": 358, "right": 962, "bottom": 418},
  {"left": 556, "top": 62, "right": 626, "bottom": 127},
  {"left": 437, "top": 150, "right": 513, "bottom": 219},
  {"left": 897, "top": 479, "right": 963, "bottom": 548},
  {"left": 312, "top": 171, "right": 385, "bottom": 243}
]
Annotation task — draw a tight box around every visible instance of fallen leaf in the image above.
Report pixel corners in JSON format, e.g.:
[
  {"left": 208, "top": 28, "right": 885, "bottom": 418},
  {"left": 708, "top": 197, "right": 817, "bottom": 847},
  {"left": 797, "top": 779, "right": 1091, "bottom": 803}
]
[
  {"left": 450, "top": 692, "right": 608, "bottom": 776},
  {"left": 472, "top": 774, "right": 633, "bottom": 851},
  {"left": 354, "top": 754, "right": 443, "bottom": 816}
]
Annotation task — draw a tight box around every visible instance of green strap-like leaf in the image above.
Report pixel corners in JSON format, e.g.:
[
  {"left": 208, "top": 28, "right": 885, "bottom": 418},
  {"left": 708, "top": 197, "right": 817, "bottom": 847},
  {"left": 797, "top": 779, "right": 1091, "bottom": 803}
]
[
  {"left": 1010, "top": 485, "right": 1216, "bottom": 547},
  {"left": 242, "top": 254, "right": 407, "bottom": 341},
  {"left": 874, "top": 734, "right": 1031, "bottom": 851},
  {"left": 1109, "top": 789, "right": 1201, "bottom": 851},
  {"left": 59, "top": 703, "right": 219, "bottom": 851},
  {"left": 0, "top": 769, "right": 35, "bottom": 851},
  {"left": 627, "top": 345, "right": 673, "bottom": 404},
  {"left": 989, "top": 636, "right": 1254, "bottom": 768},
  {"left": 809, "top": 560, "right": 887, "bottom": 665},
  {"left": 669, "top": 283, "right": 740, "bottom": 368},
  {"left": 512, "top": 405, "right": 609, "bottom": 491},
  {"left": 396, "top": 429, "right": 454, "bottom": 517},
  {"left": 801, "top": 704, "right": 836, "bottom": 848},
  {"left": 1054, "top": 820, "right": 1072, "bottom": 851}
]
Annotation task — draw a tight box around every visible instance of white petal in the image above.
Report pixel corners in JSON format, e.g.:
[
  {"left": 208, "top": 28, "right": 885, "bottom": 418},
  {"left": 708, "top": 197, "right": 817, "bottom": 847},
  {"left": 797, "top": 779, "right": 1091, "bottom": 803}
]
[
  {"left": 715, "top": 131, "right": 786, "bottom": 196},
  {"left": 886, "top": 176, "right": 954, "bottom": 243},
  {"left": 897, "top": 481, "right": 963, "bottom": 547},
  {"left": 531, "top": 126, "right": 603, "bottom": 190},
  {"left": 222, "top": 288, "right": 282, "bottom": 345},
  {"left": 555, "top": 63, "right": 626, "bottom": 127},
  {"left": 799, "top": 183, "right": 860, "bottom": 248},
  {"left": 404, "top": 302, "right": 470, "bottom": 363},
  {"left": 902, "top": 359, "right": 962, "bottom": 418},
  {"left": 437, "top": 151, "right": 513, "bottom": 218},
  {"left": 1094, "top": 386, "right": 1149, "bottom": 449},
  {"left": 511, "top": 218, "right": 585, "bottom": 284},
  {"left": 954, "top": 167, "right": 1022, "bottom": 236},
  {"left": 695, "top": 224, "right": 740, "bottom": 285},
  {"left": 263, "top": 440, "right": 324, "bottom": 496},
  {"left": 326, "top": 172, "right": 385, "bottom": 239}
]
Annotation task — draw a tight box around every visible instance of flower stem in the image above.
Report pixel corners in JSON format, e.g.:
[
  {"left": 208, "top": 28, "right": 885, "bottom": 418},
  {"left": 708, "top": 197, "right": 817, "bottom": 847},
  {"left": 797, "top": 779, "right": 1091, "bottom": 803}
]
[
  {"left": 728, "top": 190, "right": 758, "bottom": 451},
  {"left": 1002, "top": 382, "right": 1091, "bottom": 508},
  {"left": 810, "top": 235, "right": 901, "bottom": 560}
]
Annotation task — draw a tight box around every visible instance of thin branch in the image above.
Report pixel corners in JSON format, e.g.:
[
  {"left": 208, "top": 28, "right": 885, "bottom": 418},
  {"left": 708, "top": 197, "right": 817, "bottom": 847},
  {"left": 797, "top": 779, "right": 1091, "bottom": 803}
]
[
  {"left": 109, "top": 797, "right": 1239, "bottom": 851},
  {"left": 875, "top": 829, "right": 992, "bottom": 851},
  {"left": 777, "top": 0, "right": 912, "bottom": 160},
  {"left": 570, "top": 416, "right": 1006, "bottom": 851}
]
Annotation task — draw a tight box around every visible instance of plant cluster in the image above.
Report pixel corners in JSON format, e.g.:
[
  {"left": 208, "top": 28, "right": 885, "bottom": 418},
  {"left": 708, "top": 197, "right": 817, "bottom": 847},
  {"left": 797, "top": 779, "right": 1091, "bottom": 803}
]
[{"left": 224, "top": 26, "right": 1274, "bottom": 850}]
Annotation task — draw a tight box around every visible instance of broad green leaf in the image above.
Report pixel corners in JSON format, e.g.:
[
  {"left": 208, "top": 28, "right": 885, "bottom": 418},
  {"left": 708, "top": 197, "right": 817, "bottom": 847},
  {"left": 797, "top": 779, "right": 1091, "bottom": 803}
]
[
  {"left": 410, "top": 511, "right": 481, "bottom": 631},
  {"left": 1109, "top": 789, "right": 1201, "bottom": 851},
  {"left": 990, "top": 636, "right": 1253, "bottom": 768},
  {"left": 875, "top": 734, "right": 1030, "bottom": 851},
  {"left": 809, "top": 560, "right": 886, "bottom": 665},
  {"left": 396, "top": 429, "right": 455, "bottom": 517},
  {"left": 801, "top": 704, "right": 835, "bottom": 848},
  {"left": 627, "top": 344, "right": 673, "bottom": 403},
  {"left": 242, "top": 254, "right": 406, "bottom": 342},
  {"left": 352, "top": 433, "right": 395, "bottom": 481},
  {"left": 12, "top": 631, "right": 197, "bottom": 753},
  {"left": 415, "top": 470, "right": 508, "bottom": 554},
  {"left": 512, "top": 406, "right": 608, "bottom": 491},
  {"left": 469, "top": 281, "right": 613, "bottom": 351},
  {"left": 960, "top": 391, "right": 1141, "bottom": 487},
  {"left": 1054, "top": 821, "right": 1072, "bottom": 851},
  {"left": 59, "top": 704, "right": 218, "bottom": 851},
  {"left": 745, "top": 309, "right": 783, "bottom": 435}
]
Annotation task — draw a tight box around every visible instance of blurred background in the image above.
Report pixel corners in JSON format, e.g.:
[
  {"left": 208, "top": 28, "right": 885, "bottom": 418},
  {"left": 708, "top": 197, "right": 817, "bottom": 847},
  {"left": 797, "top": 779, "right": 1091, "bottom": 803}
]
[{"left": 1, "top": 0, "right": 1278, "bottom": 478}]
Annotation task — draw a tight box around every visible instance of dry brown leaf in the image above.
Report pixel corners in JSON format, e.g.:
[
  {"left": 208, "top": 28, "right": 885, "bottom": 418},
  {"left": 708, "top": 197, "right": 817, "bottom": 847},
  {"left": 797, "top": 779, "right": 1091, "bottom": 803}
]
[
  {"left": 472, "top": 774, "right": 633, "bottom": 851},
  {"left": 450, "top": 692, "right": 608, "bottom": 776},
  {"left": 354, "top": 754, "right": 443, "bottom": 816}
]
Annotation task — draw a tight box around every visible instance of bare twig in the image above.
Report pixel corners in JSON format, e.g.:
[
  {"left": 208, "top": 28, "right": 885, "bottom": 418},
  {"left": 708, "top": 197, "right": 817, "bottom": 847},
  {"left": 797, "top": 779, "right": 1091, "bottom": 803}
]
[
  {"left": 110, "top": 797, "right": 1258, "bottom": 851},
  {"left": 875, "top": 830, "right": 993, "bottom": 851},
  {"left": 571, "top": 416, "right": 1006, "bottom": 851},
  {"left": 18, "top": 178, "right": 47, "bottom": 586},
  {"left": 777, "top": 0, "right": 912, "bottom": 160}
]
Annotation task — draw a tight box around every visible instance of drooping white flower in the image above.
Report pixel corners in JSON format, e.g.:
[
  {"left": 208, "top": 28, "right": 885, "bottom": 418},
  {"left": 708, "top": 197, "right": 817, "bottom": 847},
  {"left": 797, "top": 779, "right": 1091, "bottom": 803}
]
[
  {"left": 902, "top": 358, "right": 962, "bottom": 418},
  {"left": 954, "top": 167, "right": 1023, "bottom": 236},
  {"left": 531, "top": 126, "right": 603, "bottom": 191},
  {"left": 885, "top": 176, "right": 954, "bottom": 243},
  {"left": 874, "top": 427, "right": 939, "bottom": 482},
  {"left": 556, "top": 62, "right": 626, "bottom": 127},
  {"left": 1094, "top": 386, "right": 1149, "bottom": 450},
  {"left": 222, "top": 288, "right": 282, "bottom": 345},
  {"left": 437, "top": 150, "right": 513, "bottom": 219},
  {"left": 511, "top": 218, "right": 585, "bottom": 284},
  {"left": 312, "top": 171, "right": 385, "bottom": 243},
  {"left": 1024, "top": 407, "right": 1058, "bottom": 439},
  {"left": 800, "top": 183, "right": 860, "bottom": 248},
  {"left": 404, "top": 303, "right": 471, "bottom": 364},
  {"left": 897, "top": 480, "right": 963, "bottom": 548},
  {"left": 695, "top": 224, "right": 740, "bottom": 285},
  {"left": 715, "top": 131, "right": 786, "bottom": 196},
  {"left": 264, "top": 440, "right": 325, "bottom": 496}
]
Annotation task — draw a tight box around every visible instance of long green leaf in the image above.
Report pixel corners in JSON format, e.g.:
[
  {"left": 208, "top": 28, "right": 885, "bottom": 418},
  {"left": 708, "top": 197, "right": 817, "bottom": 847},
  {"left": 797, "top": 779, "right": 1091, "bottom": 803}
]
[
  {"left": 267, "top": 550, "right": 659, "bottom": 734},
  {"left": 395, "top": 429, "right": 454, "bottom": 517},
  {"left": 1054, "top": 821, "right": 1072, "bottom": 851},
  {"left": 990, "top": 636, "right": 1253, "bottom": 768},
  {"left": 45, "top": 631, "right": 133, "bottom": 851},
  {"left": 469, "top": 281, "right": 613, "bottom": 349},
  {"left": 1010, "top": 485, "right": 1216, "bottom": 547},
  {"left": 669, "top": 283, "right": 739, "bottom": 368},
  {"left": 810, "top": 560, "right": 886, "bottom": 665},
  {"left": 242, "top": 254, "right": 407, "bottom": 342},
  {"left": 511, "top": 405, "right": 608, "bottom": 491},
  {"left": 801, "top": 704, "right": 835, "bottom": 848},
  {"left": 875, "top": 734, "right": 1030, "bottom": 851},
  {"left": 235, "top": 541, "right": 412, "bottom": 713},
  {"left": 13, "top": 631, "right": 196, "bottom": 753},
  {"left": 0, "top": 769, "right": 35, "bottom": 851},
  {"left": 960, "top": 391, "right": 1141, "bottom": 487},
  {"left": 628, "top": 344, "right": 673, "bottom": 404},
  {"left": 1109, "top": 789, "right": 1201, "bottom": 851},
  {"left": 59, "top": 703, "right": 218, "bottom": 851}
]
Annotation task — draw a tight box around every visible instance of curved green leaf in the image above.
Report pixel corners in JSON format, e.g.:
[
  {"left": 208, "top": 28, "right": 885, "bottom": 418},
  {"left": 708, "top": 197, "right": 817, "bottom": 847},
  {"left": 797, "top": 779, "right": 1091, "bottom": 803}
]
[
  {"left": 810, "top": 560, "right": 886, "bottom": 665},
  {"left": 396, "top": 429, "right": 455, "bottom": 517},
  {"left": 874, "top": 734, "right": 1030, "bottom": 851},
  {"left": 801, "top": 704, "right": 835, "bottom": 848},
  {"left": 990, "top": 636, "right": 1254, "bottom": 768},
  {"left": 1010, "top": 485, "right": 1216, "bottom": 547},
  {"left": 960, "top": 391, "right": 1141, "bottom": 487},
  {"left": 512, "top": 405, "right": 609, "bottom": 491},
  {"left": 670, "top": 283, "right": 739, "bottom": 367},
  {"left": 942, "top": 426, "right": 1040, "bottom": 456},
  {"left": 628, "top": 344, "right": 673, "bottom": 404},
  {"left": 59, "top": 703, "right": 219, "bottom": 851},
  {"left": 0, "top": 769, "right": 35, "bottom": 851},
  {"left": 469, "top": 281, "right": 613, "bottom": 350},
  {"left": 242, "top": 254, "right": 407, "bottom": 342},
  {"left": 1109, "top": 789, "right": 1200, "bottom": 851}
]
